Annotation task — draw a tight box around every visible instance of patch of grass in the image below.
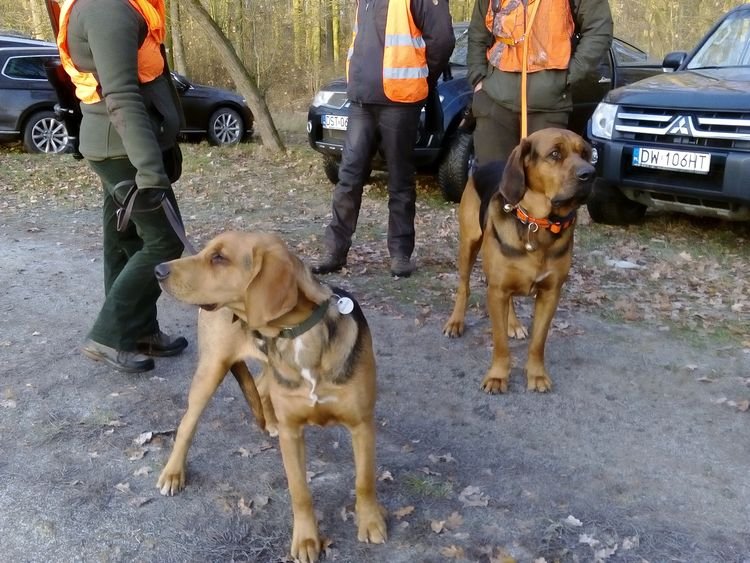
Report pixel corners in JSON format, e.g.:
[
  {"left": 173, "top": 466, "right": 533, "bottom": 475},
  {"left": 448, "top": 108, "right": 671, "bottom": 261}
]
[{"left": 402, "top": 473, "right": 453, "bottom": 499}]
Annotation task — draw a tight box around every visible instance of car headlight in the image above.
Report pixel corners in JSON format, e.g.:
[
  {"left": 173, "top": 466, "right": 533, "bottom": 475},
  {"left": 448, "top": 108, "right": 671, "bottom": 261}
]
[
  {"left": 311, "top": 90, "right": 337, "bottom": 108},
  {"left": 590, "top": 102, "right": 618, "bottom": 140}
]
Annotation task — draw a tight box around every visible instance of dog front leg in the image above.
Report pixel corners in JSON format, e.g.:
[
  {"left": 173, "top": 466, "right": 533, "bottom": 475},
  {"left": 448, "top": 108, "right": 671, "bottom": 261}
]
[
  {"left": 482, "top": 285, "right": 512, "bottom": 394},
  {"left": 279, "top": 424, "right": 320, "bottom": 563},
  {"left": 524, "top": 286, "right": 562, "bottom": 392},
  {"left": 158, "top": 361, "right": 227, "bottom": 496},
  {"left": 350, "top": 419, "right": 387, "bottom": 544}
]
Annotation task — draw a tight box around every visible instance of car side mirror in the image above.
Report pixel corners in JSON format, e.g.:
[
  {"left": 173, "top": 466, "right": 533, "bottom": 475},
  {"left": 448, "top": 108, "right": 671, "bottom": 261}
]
[{"left": 662, "top": 51, "right": 687, "bottom": 72}]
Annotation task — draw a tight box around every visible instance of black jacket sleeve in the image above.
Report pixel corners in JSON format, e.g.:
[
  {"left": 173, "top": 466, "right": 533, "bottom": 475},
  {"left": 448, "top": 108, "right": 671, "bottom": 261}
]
[
  {"left": 411, "top": 0, "right": 456, "bottom": 86},
  {"left": 568, "top": 0, "right": 614, "bottom": 86}
]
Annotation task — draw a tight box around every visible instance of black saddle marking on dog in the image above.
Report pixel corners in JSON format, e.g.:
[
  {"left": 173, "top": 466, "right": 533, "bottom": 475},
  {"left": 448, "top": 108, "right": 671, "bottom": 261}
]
[{"left": 473, "top": 161, "right": 507, "bottom": 233}]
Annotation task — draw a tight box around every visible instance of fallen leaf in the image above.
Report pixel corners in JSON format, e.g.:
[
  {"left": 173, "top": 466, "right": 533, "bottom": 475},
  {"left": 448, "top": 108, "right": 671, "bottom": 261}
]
[
  {"left": 0, "top": 399, "right": 17, "bottom": 409},
  {"left": 419, "top": 466, "right": 441, "bottom": 476},
  {"left": 115, "top": 482, "right": 131, "bottom": 494},
  {"left": 579, "top": 533, "right": 599, "bottom": 547},
  {"left": 126, "top": 447, "right": 146, "bottom": 461},
  {"left": 321, "top": 537, "right": 334, "bottom": 557},
  {"left": 378, "top": 470, "right": 394, "bottom": 482},
  {"left": 458, "top": 485, "right": 489, "bottom": 507},
  {"left": 736, "top": 399, "right": 750, "bottom": 412},
  {"left": 235, "top": 447, "right": 251, "bottom": 457},
  {"left": 563, "top": 515, "right": 582, "bottom": 527},
  {"left": 445, "top": 511, "right": 463, "bottom": 530},
  {"left": 238, "top": 497, "right": 253, "bottom": 516},
  {"left": 340, "top": 506, "right": 355, "bottom": 522},
  {"left": 440, "top": 545, "right": 465, "bottom": 559},
  {"left": 306, "top": 471, "right": 319, "bottom": 483},
  {"left": 134, "top": 431, "right": 153, "bottom": 446},
  {"left": 253, "top": 494, "right": 270, "bottom": 508},
  {"left": 594, "top": 545, "right": 617, "bottom": 560},
  {"left": 430, "top": 520, "right": 446, "bottom": 534},
  {"left": 393, "top": 505, "right": 415, "bottom": 519},
  {"left": 622, "top": 536, "right": 639, "bottom": 550},
  {"left": 428, "top": 452, "right": 456, "bottom": 464},
  {"left": 133, "top": 466, "right": 151, "bottom": 477},
  {"left": 128, "top": 496, "right": 152, "bottom": 508}
]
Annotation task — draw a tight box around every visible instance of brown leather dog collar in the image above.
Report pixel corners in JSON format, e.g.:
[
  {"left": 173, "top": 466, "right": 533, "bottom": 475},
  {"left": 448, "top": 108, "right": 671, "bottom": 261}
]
[{"left": 278, "top": 299, "right": 329, "bottom": 340}]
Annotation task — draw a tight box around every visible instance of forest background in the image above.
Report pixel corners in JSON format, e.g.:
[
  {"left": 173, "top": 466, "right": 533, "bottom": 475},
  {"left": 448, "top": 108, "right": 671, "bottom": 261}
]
[{"left": 3, "top": 0, "right": 748, "bottom": 116}]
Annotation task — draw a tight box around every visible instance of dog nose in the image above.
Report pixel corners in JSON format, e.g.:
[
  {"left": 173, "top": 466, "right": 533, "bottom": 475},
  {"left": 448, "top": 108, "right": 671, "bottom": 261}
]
[
  {"left": 154, "top": 263, "right": 171, "bottom": 281},
  {"left": 577, "top": 165, "right": 595, "bottom": 183}
]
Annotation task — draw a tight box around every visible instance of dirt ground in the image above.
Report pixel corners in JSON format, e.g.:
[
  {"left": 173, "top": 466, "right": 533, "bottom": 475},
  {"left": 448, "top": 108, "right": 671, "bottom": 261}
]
[{"left": 1, "top": 135, "right": 749, "bottom": 563}]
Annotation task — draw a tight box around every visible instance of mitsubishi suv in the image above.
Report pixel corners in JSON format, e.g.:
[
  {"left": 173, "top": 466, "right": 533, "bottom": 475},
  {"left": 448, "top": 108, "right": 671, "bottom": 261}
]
[{"left": 587, "top": 4, "right": 750, "bottom": 224}]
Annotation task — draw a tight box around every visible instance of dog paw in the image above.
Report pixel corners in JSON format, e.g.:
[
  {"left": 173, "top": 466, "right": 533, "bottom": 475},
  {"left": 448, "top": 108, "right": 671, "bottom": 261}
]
[
  {"left": 157, "top": 466, "right": 185, "bottom": 496},
  {"left": 442, "top": 318, "right": 465, "bottom": 338},
  {"left": 290, "top": 534, "right": 321, "bottom": 563},
  {"left": 265, "top": 421, "right": 279, "bottom": 437},
  {"left": 356, "top": 504, "right": 387, "bottom": 544},
  {"left": 481, "top": 374, "right": 508, "bottom": 394},
  {"left": 507, "top": 322, "right": 528, "bottom": 339},
  {"left": 526, "top": 372, "right": 552, "bottom": 392}
]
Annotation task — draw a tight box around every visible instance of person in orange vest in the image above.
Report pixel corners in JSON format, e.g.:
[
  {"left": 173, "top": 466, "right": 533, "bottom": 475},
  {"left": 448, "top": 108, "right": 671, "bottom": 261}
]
[
  {"left": 313, "top": 0, "right": 455, "bottom": 278},
  {"left": 468, "top": 0, "right": 613, "bottom": 164},
  {"left": 57, "top": 0, "right": 187, "bottom": 373}
]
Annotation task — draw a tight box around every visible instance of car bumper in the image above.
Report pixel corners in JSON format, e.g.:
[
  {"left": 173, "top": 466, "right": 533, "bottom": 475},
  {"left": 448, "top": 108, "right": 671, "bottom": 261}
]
[{"left": 590, "top": 135, "right": 750, "bottom": 218}]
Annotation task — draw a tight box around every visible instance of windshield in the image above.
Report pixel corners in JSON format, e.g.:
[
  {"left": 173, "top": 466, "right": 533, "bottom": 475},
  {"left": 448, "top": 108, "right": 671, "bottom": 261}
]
[
  {"left": 449, "top": 27, "right": 468, "bottom": 66},
  {"left": 688, "top": 10, "right": 750, "bottom": 69}
]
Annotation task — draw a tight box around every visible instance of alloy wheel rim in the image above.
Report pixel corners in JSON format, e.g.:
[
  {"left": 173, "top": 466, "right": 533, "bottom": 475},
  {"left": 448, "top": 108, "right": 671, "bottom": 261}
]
[
  {"left": 32, "top": 118, "right": 69, "bottom": 153},
  {"left": 213, "top": 113, "right": 241, "bottom": 144}
]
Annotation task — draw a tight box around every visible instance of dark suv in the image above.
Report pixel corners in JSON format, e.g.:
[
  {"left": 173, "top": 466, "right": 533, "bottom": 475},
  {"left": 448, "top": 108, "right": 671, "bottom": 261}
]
[
  {"left": 307, "top": 24, "right": 659, "bottom": 202},
  {"left": 587, "top": 4, "right": 750, "bottom": 224},
  {"left": 0, "top": 33, "right": 254, "bottom": 154}
]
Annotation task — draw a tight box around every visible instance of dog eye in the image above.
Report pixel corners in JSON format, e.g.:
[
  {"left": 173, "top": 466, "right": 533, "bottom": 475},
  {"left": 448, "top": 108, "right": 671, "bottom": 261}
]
[{"left": 549, "top": 150, "right": 562, "bottom": 161}]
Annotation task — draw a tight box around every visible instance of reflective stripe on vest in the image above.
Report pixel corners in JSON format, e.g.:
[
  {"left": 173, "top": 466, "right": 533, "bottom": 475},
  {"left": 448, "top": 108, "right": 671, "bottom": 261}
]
[
  {"left": 347, "top": 0, "right": 429, "bottom": 103},
  {"left": 485, "top": 0, "right": 573, "bottom": 73},
  {"left": 57, "top": 0, "right": 166, "bottom": 104}
]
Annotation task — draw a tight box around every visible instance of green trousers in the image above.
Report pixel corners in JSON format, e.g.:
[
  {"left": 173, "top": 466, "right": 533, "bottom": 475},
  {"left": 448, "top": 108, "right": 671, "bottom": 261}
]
[{"left": 87, "top": 157, "right": 184, "bottom": 350}]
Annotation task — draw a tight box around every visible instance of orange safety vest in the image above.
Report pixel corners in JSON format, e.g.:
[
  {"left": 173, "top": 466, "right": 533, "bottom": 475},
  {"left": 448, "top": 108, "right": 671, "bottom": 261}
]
[
  {"left": 347, "top": 0, "right": 429, "bottom": 103},
  {"left": 57, "top": 0, "right": 166, "bottom": 104},
  {"left": 485, "top": 0, "right": 574, "bottom": 73}
]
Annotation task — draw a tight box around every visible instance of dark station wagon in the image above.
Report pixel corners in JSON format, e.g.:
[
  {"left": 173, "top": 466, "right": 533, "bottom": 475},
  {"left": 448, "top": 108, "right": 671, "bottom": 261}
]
[{"left": 0, "top": 33, "right": 254, "bottom": 154}]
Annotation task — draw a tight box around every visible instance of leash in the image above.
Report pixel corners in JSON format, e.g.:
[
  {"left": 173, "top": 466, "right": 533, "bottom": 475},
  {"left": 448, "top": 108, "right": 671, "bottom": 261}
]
[
  {"left": 113, "top": 180, "right": 197, "bottom": 255},
  {"left": 520, "top": 0, "right": 541, "bottom": 140}
]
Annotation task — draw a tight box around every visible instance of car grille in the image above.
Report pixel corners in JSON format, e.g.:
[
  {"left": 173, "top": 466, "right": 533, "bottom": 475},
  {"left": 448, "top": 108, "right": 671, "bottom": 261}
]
[{"left": 614, "top": 106, "right": 750, "bottom": 151}]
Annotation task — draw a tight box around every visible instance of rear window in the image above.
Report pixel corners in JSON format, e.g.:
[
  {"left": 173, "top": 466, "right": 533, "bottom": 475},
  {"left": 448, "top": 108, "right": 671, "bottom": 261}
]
[{"left": 2, "top": 54, "right": 58, "bottom": 80}]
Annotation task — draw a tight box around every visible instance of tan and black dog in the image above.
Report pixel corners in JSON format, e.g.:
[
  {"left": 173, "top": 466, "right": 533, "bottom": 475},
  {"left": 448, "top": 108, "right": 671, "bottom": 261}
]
[
  {"left": 154, "top": 231, "right": 386, "bottom": 563},
  {"left": 443, "top": 128, "right": 595, "bottom": 394}
]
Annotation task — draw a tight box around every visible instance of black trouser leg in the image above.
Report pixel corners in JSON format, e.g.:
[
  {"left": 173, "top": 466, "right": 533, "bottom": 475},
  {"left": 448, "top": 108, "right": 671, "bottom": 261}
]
[
  {"left": 378, "top": 104, "right": 421, "bottom": 259},
  {"left": 87, "top": 157, "right": 184, "bottom": 350},
  {"left": 324, "top": 103, "right": 378, "bottom": 258}
]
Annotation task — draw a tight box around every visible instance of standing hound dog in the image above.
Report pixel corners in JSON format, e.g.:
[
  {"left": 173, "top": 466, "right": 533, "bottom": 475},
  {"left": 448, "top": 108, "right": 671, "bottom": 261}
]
[
  {"left": 443, "top": 128, "right": 595, "bottom": 393},
  {"left": 154, "top": 231, "right": 386, "bottom": 563}
]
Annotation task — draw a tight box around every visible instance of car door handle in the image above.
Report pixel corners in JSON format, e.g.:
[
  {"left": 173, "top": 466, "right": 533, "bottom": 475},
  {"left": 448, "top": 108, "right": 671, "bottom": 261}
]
[{"left": 598, "top": 76, "right": 612, "bottom": 84}]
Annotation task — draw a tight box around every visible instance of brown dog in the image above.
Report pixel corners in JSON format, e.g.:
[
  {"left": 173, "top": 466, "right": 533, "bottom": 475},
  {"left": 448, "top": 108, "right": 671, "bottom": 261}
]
[
  {"left": 443, "top": 128, "right": 594, "bottom": 394},
  {"left": 155, "top": 231, "right": 386, "bottom": 563}
]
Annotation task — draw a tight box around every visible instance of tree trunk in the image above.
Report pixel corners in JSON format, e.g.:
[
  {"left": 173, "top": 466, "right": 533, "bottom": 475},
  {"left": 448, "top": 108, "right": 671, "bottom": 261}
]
[
  {"left": 183, "top": 0, "right": 285, "bottom": 153},
  {"left": 170, "top": 0, "right": 188, "bottom": 75},
  {"left": 29, "top": 0, "right": 45, "bottom": 39}
]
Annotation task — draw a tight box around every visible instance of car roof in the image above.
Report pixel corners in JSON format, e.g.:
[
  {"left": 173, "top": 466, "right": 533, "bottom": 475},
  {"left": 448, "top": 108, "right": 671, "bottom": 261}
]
[{"left": 0, "top": 33, "right": 56, "bottom": 49}]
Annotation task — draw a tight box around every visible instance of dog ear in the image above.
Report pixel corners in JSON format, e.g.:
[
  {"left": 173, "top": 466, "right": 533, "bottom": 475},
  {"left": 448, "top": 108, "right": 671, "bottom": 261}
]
[
  {"left": 243, "top": 243, "right": 299, "bottom": 328},
  {"left": 498, "top": 138, "right": 531, "bottom": 205}
]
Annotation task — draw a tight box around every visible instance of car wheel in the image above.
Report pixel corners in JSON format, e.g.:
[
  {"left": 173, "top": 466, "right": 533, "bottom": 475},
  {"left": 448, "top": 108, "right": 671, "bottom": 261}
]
[
  {"left": 322, "top": 156, "right": 340, "bottom": 184},
  {"left": 587, "top": 179, "right": 647, "bottom": 225},
  {"left": 23, "top": 110, "right": 69, "bottom": 154},
  {"left": 207, "top": 107, "right": 243, "bottom": 146},
  {"left": 438, "top": 131, "right": 474, "bottom": 203}
]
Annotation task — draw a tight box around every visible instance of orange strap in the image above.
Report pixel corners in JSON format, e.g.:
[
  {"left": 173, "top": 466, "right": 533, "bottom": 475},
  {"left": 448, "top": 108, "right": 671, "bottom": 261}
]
[{"left": 520, "top": 0, "right": 541, "bottom": 140}]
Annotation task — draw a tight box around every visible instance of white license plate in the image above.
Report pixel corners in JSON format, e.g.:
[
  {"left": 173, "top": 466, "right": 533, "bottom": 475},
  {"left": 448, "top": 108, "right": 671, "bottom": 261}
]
[
  {"left": 322, "top": 114, "right": 348, "bottom": 131},
  {"left": 632, "top": 147, "right": 711, "bottom": 174}
]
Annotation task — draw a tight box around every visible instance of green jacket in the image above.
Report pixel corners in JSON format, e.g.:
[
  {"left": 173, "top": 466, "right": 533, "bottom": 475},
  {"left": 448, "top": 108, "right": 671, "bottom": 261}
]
[
  {"left": 65, "top": 0, "right": 184, "bottom": 190},
  {"left": 467, "top": 0, "right": 613, "bottom": 113}
]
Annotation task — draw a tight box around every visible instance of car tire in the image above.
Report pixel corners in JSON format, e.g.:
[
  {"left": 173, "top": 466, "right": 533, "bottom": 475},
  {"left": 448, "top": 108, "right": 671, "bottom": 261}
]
[
  {"left": 438, "top": 131, "right": 473, "bottom": 203},
  {"left": 587, "top": 179, "right": 647, "bottom": 225},
  {"left": 207, "top": 107, "right": 243, "bottom": 146},
  {"left": 23, "top": 110, "right": 69, "bottom": 154},
  {"left": 322, "top": 156, "right": 340, "bottom": 184}
]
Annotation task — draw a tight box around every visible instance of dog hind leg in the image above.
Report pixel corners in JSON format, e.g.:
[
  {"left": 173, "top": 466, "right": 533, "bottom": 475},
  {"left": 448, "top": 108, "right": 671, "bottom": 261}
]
[{"left": 229, "top": 361, "right": 266, "bottom": 431}]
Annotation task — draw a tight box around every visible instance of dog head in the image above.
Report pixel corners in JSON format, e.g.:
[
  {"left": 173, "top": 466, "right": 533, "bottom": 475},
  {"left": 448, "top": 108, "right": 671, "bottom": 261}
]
[
  {"left": 496, "top": 128, "right": 595, "bottom": 218},
  {"left": 155, "top": 231, "right": 329, "bottom": 330}
]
